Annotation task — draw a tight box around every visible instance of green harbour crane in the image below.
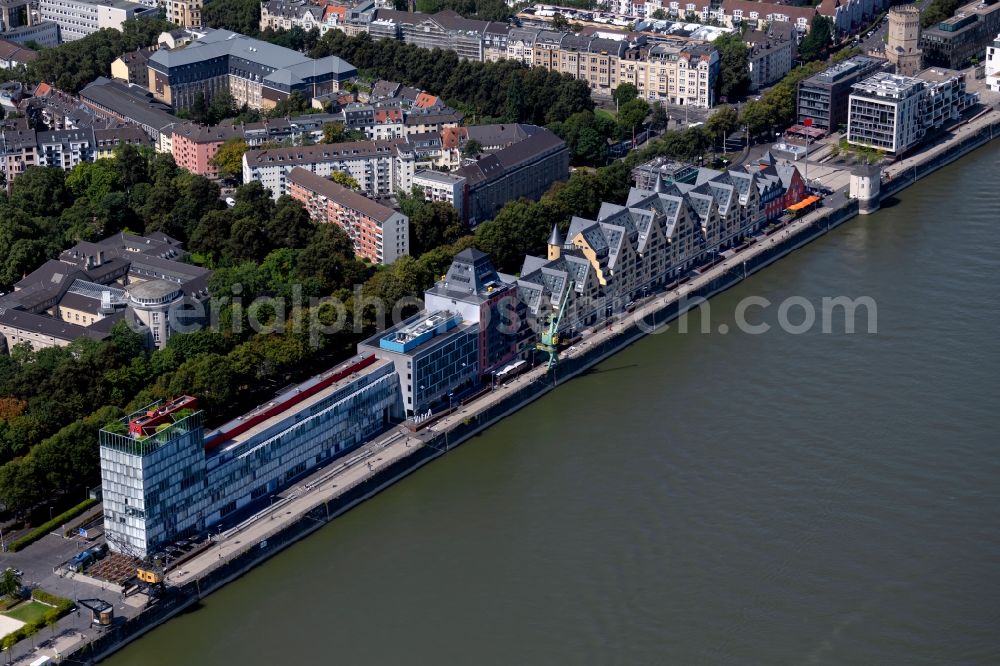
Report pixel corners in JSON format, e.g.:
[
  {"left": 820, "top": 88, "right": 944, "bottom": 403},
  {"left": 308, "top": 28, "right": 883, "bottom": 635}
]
[{"left": 536, "top": 280, "right": 574, "bottom": 370}]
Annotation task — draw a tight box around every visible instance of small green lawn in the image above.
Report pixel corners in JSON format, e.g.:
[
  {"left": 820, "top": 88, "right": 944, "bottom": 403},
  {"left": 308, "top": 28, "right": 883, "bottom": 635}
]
[
  {"left": 596, "top": 108, "right": 617, "bottom": 121},
  {"left": 2, "top": 601, "right": 50, "bottom": 624}
]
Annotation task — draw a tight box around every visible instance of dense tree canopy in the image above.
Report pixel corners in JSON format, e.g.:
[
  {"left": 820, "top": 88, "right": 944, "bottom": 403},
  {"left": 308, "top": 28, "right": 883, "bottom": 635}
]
[
  {"left": 921, "top": 0, "right": 961, "bottom": 28},
  {"left": 203, "top": 0, "right": 261, "bottom": 35},
  {"left": 310, "top": 32, "right": 594, "bottom": 126},
  {"left": 714, "top": 33, "right": 751, "bottom": 101},
  {"left": 210, "top": 137, "right": 249, "bottom": 178},
  {"left": 737, "top": 59, "right": 827, "bottom": 137},
  {"left": 20, "top": 16, "right": 174, "bottom": 93},
  {"left": 547, "top": 110, "right": 618, "bottom": 165},
  {"left": 414, "top": 0, "right": 513, "bottom": 21},
  {"left": 798, "top": 15, "right": 835, "bottom": 63}
]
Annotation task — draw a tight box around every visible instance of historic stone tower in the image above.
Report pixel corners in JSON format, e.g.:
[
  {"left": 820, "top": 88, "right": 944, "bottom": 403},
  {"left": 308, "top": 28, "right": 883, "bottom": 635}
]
[
  {"left": 850, "top": 163, "right": 882, "bottom": 215},
  {"left": 886, "top": 5, "right": 923, "bottom": 76}
]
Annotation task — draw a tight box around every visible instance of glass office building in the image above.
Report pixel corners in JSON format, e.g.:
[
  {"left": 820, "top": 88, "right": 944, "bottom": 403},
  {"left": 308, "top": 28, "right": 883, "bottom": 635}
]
[{"left": 99, "top": 357, "right": 401, "bottom": 557}]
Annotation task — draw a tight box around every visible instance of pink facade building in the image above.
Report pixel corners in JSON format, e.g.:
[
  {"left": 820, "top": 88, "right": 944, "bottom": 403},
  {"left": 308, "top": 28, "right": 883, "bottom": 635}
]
[{"left": 171, "top": 123, "right": 242, "bottom": 178}]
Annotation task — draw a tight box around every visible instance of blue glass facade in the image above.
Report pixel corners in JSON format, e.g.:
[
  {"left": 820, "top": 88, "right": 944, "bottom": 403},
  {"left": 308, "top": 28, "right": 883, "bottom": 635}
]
[{"left": 99, "top": 360, "right": 401, "bottom": 557}]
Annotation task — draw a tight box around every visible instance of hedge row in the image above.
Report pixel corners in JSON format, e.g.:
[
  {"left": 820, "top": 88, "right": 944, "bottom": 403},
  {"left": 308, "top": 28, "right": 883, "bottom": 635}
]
[
  {"left": 8, "top": 498, "right": 98, "bottom": 552},
  {"left": 0, "top": 592, "right": 74, "bottom": 649},
  {"left": 31, "top": 589, "right": 74, "bottom": 611}
]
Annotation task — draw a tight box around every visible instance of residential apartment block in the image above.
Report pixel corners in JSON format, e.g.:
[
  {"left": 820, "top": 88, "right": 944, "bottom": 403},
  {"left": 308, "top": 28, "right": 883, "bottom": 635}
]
[
  {"left": 744, "top": 24, "right": 796, "bottom": 92},
  {"left": 797, "top": 55, "right": 889, "bottom": 133},
  {"left": 350, "top": 8, "right": 721, "bottom": 105},
  {"left": 619, "top": 39, "right": 719, "bottom": 107},
  {"left": 260, "top": 0, "right": 343, "bottom": 35},
  {"left": 287, "top": 166, "right": 409, "bottom": 264},
  {"left": 452, "top": 124, "right": 569, "bottom": 226},
  {"left": 641, "top": 0, "right": 889, "bottom": 38},
  {"left": 171, "top": 122, "right": 242, "bottom": 178},
  {"left": 847, "top": 69, "right": 978, "bottom": 154},
  {"left": 39, "top": 0, "right": 154, "bottom": 42},
  {"left": 0, "top": 125, "right": 150, "bottom": 184},
  {"left": 242, "top": 138, "right": 415, "bottom": 199},
  {"left": 111, "top": 47, "right": 155, "bottom": 85},
  {"left": 146, "top": 28, "right": 357, "bottom": 111},
  {"left": 412, "top": 169, "right": 465, "bottom": 216},
  {"left": 164, "top": 0, "right": 201, "bottom": 29},
  {"left": 921, "top": 0, "right": 1000, "bottom": 69}
]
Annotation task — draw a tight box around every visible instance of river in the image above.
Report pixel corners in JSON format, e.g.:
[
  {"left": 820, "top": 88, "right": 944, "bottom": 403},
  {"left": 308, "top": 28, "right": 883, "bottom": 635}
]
[{"left": 107, "top": 144, "right": 1000, "bottom": 665}]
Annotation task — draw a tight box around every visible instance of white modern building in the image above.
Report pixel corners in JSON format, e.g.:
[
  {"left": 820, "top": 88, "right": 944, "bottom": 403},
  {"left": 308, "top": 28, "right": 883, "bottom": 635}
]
[
  {"left": 847, "top": 70, "right": 977, "bottom": 154},
  {"left": 39, "top": 0, "right": 155, "bottom": 42},
  {"left": 986, "top": 33, "right": 1000, "bottom": 92},
  {"left": 412, "top": 169, "right": 466, "bottom": 216},
  {"left": 242, "top": 138, "right": 415, "bottom": 199}
]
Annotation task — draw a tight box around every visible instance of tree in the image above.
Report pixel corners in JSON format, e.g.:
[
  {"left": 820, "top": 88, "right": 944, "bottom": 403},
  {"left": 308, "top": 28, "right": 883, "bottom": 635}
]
[
  {"left": 617, "top": 98, "right": 650, "bottom": 138},
  {"left": 613, "top": 83, "right": 639, "bottom": 106},
  {"left": 296, "top": 224, "right": 370, "bottom": 292},
  {"left": 649, "top": 102, "right": 669, "bottom": 131},
  {"left": 409, "top": 201, "right": 465, "bottom": 257},
  {"left": 330, "top": 171, "right": 360, "bottom": 190},
  {"left": 211, "top": 138, "right": 249, "bottom": 179},
  {"left": 707, "top": 104, "right": 740, "bottom": 142},
  {"left": 714, "top": 33, "right": 751, "bottom": 101},
  {"left": 552, "top": 13, "right": 570, "bottom": 30},
  {"left": 462, "top": 139, "right": 483, "bottom": 157},
  {"left": 473, "top": 199, "right": 558, "bottom": 273},
  {"left": 739, "top": 98, "right": 774, "bottom": 137},
  {"left": 190, "top": 92, "right": 209, "bottom": 124},
  {"left": 9, "top": 167, "right": 70, "bottom": 218},
  {"left": 321, "top": 122, "right": 367, "bottom": 144},
  {"left": 207, "top": 90, "right": 238, "bottom": 124},
  {"left": 202, "top": 0, "right": 262, "bottom": 35},
  {"left": 190, "top": 210, "right": 235, "bottom": 264},
  {"left": 922, "top": 0, "right": 961, "bottom": 28},
  {"left": 267, "top": 91, "right": 310, "bottom": 118},
  {"left": 66, "top": 160, "right": 122, "bottom": 206},
  {"left": 0, "top": 568, "right": 21, "bottom": 598},
  {"left": 267, "top": 196, "right": 316, "bottom": 249},
  {"left": 113, "top": 143, "right": 151, "bottom": 190},
  {"left": 798, "top": 15, "right": 834, "bottom": 62},
  {"left": 361, "top": 255, "right": 433, "bottom": 310}
]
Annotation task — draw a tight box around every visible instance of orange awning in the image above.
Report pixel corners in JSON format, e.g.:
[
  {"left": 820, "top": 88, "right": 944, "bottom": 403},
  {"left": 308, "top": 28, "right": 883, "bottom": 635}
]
[{"left": 787, "top": 195, "right": 820, "bottom": 211}]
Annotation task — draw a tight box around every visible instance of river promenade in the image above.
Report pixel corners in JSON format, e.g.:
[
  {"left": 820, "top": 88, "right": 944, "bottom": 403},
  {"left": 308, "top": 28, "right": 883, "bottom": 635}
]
[{"left": 13, "top": 104, "right": 999, "bottom": 665}]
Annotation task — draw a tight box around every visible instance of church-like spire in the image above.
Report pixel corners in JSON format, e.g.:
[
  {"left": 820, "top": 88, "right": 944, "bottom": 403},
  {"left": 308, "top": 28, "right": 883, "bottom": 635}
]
[
  {"left": 547, "top": 223, "right": 563, "bottom": 261},
  {"left": 548, "top": 222, "right": 563, "bottom": 247},
  {"left": 654, "top": 173, "right": 666, "bottom": 193}
]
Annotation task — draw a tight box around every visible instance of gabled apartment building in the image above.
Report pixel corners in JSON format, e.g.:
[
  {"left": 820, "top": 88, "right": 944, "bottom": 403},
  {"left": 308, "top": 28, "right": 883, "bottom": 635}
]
[{"left": 518, "top": 165, "right": 773, "bottom": 340}]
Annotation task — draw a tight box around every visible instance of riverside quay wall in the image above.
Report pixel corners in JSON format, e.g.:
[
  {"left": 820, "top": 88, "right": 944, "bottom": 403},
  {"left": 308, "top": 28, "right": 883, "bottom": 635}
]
[{"left": 63, "top": 116, "right": 999, "bottom": 665}]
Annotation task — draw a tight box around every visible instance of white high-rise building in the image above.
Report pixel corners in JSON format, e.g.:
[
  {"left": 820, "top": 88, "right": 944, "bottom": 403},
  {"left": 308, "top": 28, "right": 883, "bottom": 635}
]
[{"left": 986, "top": 33, "right": 1000, "bottom": 92}]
